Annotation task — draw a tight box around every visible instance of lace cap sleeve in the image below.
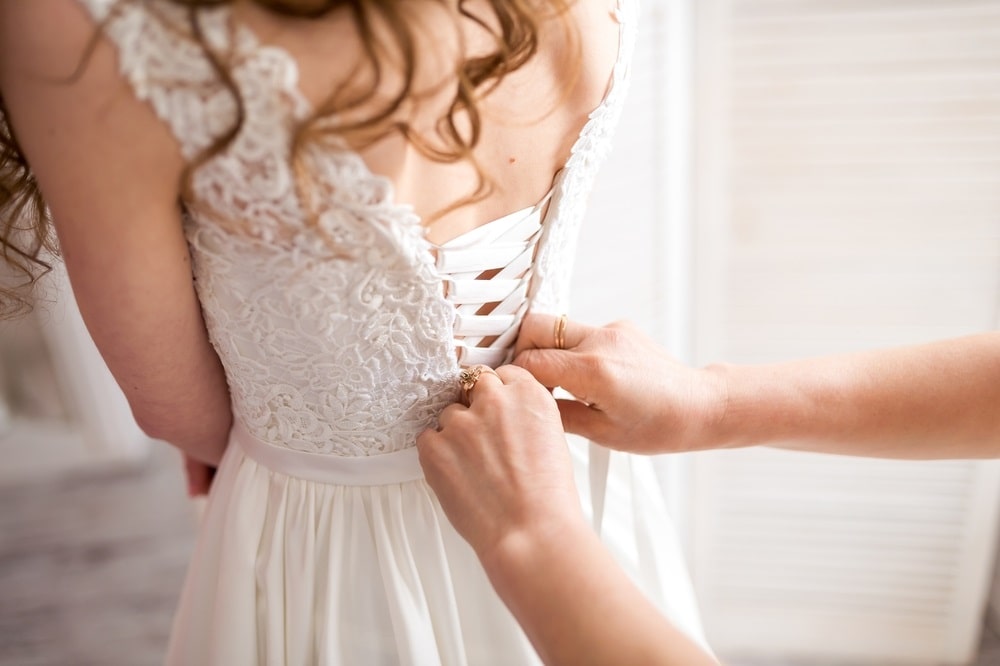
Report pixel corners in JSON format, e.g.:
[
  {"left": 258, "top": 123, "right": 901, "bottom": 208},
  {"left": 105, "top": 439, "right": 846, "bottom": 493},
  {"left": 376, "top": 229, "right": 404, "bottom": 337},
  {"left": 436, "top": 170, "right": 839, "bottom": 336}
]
[{"left": 74, "top": 0, "right": 238, "bottom": 161}]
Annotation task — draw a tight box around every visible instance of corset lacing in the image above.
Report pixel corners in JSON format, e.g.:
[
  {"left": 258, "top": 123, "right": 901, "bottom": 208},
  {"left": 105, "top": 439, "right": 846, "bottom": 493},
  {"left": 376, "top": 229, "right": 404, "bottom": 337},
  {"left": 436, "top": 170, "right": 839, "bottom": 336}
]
[{"left": 434, "top": 193, "right": 551, "bottom": 368}]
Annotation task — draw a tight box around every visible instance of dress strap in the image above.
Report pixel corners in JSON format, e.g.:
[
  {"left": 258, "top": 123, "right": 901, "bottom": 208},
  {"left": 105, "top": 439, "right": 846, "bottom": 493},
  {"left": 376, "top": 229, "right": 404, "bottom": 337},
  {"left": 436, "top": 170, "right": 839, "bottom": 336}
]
[
  {"left": 74, "top": 0, "right": 239, "bottom": 161},
  {"left": 528, "top": 0, "right": 638, "bottom": 313}
]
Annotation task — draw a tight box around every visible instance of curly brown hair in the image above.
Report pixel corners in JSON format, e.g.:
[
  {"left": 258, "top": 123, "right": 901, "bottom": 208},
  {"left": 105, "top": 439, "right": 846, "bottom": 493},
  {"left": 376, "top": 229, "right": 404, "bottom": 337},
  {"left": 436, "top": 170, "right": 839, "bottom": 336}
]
[{"left": 0, "top": 0, "right": 575, "bottom": 316}]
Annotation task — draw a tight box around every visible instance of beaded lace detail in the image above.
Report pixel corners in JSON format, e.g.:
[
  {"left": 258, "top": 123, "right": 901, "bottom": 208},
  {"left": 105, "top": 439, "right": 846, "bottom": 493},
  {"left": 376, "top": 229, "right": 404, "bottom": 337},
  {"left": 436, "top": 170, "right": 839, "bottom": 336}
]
[{"left": 77, "top": 0, "right": 637, "bottom": 456}]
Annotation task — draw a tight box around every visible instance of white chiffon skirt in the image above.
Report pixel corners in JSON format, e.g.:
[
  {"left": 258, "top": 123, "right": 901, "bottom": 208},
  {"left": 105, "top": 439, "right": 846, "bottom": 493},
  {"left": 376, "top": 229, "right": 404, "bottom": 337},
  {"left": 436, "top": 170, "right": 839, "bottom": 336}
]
[{"left": 165, "top": 422, "right": 707, "bottom": 665}]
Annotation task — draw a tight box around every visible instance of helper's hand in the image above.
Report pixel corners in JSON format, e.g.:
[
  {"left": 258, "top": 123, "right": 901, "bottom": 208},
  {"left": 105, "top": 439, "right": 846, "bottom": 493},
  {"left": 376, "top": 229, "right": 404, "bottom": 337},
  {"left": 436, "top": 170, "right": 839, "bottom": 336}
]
[
  {"left": 418, "top": 362, "right": 722, "bottom": 666},
  {"left": 514, "top": 314, "right": 727, "bottom": 454},
  {"left": 416, "top": 365, "right": 586, "bottom": 563}
]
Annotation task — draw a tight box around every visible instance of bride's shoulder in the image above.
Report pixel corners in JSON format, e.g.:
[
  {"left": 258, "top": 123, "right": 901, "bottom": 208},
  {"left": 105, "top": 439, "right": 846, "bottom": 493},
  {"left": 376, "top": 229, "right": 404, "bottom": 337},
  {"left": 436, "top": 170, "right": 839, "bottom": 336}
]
[
  {"left": 543, "top": 0, "right": 629, "bottom": 96},
  {"left": 0, "top": 0, "right": 222, "bottom": 89}
]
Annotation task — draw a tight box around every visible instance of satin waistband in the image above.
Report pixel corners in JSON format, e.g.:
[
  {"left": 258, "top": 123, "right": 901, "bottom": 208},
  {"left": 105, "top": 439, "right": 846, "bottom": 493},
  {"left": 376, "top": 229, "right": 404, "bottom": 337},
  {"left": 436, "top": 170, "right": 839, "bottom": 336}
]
[{"left": 232, "top": 421, "right": 425, "bottom": 486}]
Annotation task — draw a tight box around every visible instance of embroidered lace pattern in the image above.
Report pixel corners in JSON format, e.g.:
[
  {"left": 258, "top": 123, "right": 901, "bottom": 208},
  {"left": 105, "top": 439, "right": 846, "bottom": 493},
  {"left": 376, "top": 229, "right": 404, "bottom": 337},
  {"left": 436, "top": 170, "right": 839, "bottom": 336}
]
[{"left": 76, "top": 0, "right": 636, "bottom": 456}]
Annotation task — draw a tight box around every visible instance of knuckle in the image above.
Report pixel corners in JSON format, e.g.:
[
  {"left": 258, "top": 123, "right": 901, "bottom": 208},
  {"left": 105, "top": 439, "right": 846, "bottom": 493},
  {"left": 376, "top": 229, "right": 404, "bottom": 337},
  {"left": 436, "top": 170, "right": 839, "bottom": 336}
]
[
  {"left": 474, "top": 390, "right": 505, "bottom": 414},
  {"left": 437, "top": 403, "right": 461, "bottom": 426},
  {"left": 523, "top": 379, "right": 552, "bottom": 403},
  {"left": 578, "top": 352, "right": 606, "bottom": 379},
  {"left": 416, "top": 428, "right": 438, "bottom": 451},
  {"left": 497, "top": 364, "right": 526, "bottom": 382},
  {"left": 513, "top": 348, "right": 539, "bottom": 371},
  {"left": 441, "top": 405, "right": 474, "bottom": 434},
  {"left": 602, "top": 325, "right": 630, "bottom": 346}
]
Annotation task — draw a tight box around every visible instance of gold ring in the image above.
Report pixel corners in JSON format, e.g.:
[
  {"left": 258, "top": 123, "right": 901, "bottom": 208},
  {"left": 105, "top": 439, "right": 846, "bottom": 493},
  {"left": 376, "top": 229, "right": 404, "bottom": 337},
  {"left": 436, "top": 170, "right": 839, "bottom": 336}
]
[
  {"left": 554, "top": 314, "right": 568, "bottom": 350},
  {"left": 459, "top": 365, "right": 498, "bottom": 403}
]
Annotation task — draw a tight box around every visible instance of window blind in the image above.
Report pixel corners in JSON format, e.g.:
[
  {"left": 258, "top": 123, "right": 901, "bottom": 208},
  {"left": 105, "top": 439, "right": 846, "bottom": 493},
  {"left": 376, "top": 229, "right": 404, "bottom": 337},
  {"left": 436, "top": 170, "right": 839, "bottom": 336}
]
[{"left": 689, "top": 1, "right": 1000, "bottom": 662}]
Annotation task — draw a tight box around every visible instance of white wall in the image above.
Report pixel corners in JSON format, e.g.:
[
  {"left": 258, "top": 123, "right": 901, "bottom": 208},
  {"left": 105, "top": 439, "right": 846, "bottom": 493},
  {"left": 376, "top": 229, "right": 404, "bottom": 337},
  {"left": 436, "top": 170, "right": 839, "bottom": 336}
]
[
  {"left": 573, "top": 0, "right": 684, "bottom": 340},
  {"left": 688, "top": 1, "right": 1000, "bottom": 663}
]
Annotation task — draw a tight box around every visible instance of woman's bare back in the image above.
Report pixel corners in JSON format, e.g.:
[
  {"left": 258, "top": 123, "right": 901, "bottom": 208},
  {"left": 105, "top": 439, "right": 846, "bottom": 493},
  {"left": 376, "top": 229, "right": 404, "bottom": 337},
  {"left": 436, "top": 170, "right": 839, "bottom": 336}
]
[{"left": 236, "top": 0, "right": 622, "bottom": 244}]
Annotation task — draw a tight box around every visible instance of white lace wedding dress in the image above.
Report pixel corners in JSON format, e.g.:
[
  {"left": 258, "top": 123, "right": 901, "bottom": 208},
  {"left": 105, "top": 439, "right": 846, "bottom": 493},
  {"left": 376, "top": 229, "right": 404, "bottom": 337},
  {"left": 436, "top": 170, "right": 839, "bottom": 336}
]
[{"left": 78, "top": 0, "right": 708, "bottom": 663}]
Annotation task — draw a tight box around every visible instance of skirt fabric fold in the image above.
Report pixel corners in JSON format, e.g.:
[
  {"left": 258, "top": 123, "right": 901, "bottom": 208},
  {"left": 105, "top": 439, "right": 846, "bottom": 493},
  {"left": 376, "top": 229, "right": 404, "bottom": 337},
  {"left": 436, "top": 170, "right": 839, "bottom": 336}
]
[{"left": 165, "top": 423, "right": 706, "bottom": 665}]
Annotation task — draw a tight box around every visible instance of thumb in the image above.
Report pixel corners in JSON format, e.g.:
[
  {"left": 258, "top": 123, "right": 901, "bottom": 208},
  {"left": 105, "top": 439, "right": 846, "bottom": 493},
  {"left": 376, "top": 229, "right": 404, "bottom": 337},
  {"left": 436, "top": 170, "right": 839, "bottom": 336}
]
[
  {"left": 514, "top": 348, "right": 591, "bottom": 399},
  {"left": 556, "top": 398, "right": 611, "bottom": 445}
]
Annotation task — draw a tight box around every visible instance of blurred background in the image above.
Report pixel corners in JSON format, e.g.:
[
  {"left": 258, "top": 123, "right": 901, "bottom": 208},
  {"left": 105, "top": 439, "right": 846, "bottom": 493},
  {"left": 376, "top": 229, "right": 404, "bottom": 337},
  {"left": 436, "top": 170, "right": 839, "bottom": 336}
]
[
  {"left": 575, "top": 0, "right": 1000, "bottom": 663},
  {"left": 3, "top": 0, "right": 1000, "bottom": 664}
]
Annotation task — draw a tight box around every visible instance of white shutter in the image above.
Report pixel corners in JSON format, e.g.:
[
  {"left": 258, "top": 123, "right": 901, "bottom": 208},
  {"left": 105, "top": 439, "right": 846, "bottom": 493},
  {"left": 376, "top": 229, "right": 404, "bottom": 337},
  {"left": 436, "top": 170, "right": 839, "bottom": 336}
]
[
  {"left": 690, "top": 0, "right": 1000, "bottom": 663},
  {"left": 575, "top": 0, "right": 699, "bottom": 522}
]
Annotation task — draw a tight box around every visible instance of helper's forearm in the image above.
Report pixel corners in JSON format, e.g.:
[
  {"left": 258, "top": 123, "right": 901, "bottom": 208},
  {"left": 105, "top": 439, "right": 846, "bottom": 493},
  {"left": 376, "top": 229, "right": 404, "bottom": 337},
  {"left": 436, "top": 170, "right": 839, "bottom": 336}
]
[
  {"left": 712, "top": 332, "right": 1000, "bottom": 459},
  {"left": 482, "top": 520, "right": 718, "bottom": 666}
]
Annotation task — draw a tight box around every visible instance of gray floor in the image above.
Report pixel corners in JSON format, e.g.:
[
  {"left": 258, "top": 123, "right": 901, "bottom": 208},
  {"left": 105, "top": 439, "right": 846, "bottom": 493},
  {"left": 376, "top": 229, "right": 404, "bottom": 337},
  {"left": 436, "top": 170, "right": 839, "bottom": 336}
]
[
  {"left": 1, "top": 449, "right": 999, "bottom": 666},
  {"left": 0, "top": 448, "right": 196, "bottom": 666}
]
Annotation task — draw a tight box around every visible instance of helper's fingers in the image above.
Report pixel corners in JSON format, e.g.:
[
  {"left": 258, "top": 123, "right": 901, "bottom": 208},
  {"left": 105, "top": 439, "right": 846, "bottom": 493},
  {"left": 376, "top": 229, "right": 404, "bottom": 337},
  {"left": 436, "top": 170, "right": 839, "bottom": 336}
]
[
  {"left": 463, "top": 365, "right": 503, "bottom": 406},
  {"left": 437, "top": 402, "right": 466, "bottom": 428},
  {"left": 513, "top": 347, "right": 598, "bottom": 403},
  {"left": 556, "top": 398, "right": 612, "bottom": 444},
  {"left": 494, "top": 363, "right": 536, "bottom": 385},
  {"left": 515, "top": 313, "right": 594, "bottom": 356}
]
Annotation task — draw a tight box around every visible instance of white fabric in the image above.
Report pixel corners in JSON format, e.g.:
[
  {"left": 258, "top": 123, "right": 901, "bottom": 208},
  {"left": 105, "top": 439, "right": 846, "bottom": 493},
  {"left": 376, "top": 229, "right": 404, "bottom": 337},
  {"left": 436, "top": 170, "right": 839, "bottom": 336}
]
[
  {"left": 589, "top": 441, "right": 612, "bottom": 532},
  {"left": 234, "top": 421, "right": 424, "bottom": 486},
  {"left": 76, "top": 0, "right": 709, "bottom": 663}
]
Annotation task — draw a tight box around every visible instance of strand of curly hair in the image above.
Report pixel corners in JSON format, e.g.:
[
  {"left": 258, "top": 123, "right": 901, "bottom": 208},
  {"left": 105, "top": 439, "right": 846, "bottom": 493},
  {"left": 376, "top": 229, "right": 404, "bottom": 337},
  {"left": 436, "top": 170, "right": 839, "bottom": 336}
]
[{"left": 0, "top": 0, "right": 575, "bottom": 316}]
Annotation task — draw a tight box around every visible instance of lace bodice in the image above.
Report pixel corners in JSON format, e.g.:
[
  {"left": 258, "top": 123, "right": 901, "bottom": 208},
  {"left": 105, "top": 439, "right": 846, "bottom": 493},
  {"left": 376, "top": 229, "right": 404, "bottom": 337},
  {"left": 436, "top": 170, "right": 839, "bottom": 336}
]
[{"left": 78, "top": 0, "right": 637, "bottom": 456}]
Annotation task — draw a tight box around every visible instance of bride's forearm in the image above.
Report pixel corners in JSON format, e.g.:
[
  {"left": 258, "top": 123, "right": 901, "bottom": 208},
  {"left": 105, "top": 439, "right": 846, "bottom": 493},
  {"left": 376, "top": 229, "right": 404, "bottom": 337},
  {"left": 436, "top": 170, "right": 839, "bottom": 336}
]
[
  {"left": 711, "top": 332, "right": 1000, "bottom": 459},
  {"left": 130, "top": 358, "right": 232, "bottom": 466}
]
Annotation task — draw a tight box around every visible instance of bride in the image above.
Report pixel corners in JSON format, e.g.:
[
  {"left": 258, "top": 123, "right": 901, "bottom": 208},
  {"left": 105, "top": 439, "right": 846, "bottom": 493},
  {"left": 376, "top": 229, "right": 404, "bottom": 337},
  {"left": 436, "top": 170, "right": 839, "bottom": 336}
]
[{"left": 0, "top": 0, "right": 707, "bottom": 662}]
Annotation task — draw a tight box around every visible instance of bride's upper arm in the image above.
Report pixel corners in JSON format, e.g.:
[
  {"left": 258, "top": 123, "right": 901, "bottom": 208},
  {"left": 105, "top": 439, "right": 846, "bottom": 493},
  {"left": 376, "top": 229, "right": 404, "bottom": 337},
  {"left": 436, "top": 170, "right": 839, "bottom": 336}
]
[{"left": 0, "top": 0, "right": 232, "bottom": 460}]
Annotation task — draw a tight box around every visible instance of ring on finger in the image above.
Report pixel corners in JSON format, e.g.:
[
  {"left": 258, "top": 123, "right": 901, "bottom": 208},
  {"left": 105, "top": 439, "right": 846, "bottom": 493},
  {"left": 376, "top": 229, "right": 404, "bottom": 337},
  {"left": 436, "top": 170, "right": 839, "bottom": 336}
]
[
  {"left": 554, "top": 314, "right": 568, "bottom": 350},
  {"left": 459, "top": 364, "right": 499, "bottom": 403}
]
